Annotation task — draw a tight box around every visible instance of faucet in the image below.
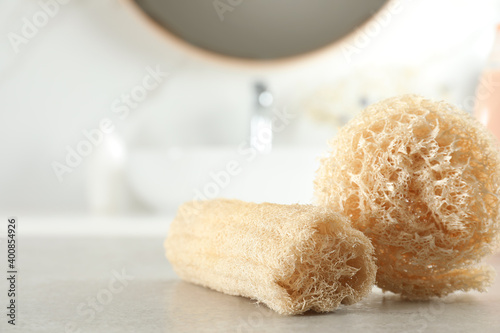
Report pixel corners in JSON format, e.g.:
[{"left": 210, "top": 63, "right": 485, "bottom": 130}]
[{"left": 250, "top": 81, "right": 274, "bottom": 153}]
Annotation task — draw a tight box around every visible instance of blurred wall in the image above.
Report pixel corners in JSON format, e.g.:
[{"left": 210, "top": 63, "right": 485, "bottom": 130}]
[{"left": 0, "top": 0, "right": 499, "bottom": 214}]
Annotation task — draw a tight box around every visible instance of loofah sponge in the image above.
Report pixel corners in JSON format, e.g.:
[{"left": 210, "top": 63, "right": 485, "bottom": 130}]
[
  {"left": 315, "top": 94, "right": 500, "bottom": 300},
  {"left": 165, "top": 199, "right": 376, "bottom": 315}
]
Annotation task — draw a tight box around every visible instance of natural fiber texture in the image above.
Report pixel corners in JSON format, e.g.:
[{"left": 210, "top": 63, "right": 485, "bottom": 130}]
[
  {"left": 165, "top": 199, "right": 376, "bottom": 315},
  {"left": 315, "top": 94, "right": 500, "bottom": 300}
]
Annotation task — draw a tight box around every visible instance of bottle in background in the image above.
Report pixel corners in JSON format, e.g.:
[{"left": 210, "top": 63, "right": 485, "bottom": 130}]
[{"left": 474, "top": 24, "right": 500, "bottom": 141}]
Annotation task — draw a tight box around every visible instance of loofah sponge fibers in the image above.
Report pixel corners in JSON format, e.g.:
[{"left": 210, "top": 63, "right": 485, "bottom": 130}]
[
  {"left": 165, "top": 199, "right": 376, "bottom": 315},
  {"left": 315, "top": 94, "right": 500, "bottom": 300}
]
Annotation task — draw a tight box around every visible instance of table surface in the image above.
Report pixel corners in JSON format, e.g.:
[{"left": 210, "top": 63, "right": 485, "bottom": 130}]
[{"left": 1, "top": 235, "right": 499, "bottom": 333}]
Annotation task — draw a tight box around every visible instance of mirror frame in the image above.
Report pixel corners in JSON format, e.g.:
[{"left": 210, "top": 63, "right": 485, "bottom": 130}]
[{"left": 121, "top": 0, "right": 395, "bottom": 68}]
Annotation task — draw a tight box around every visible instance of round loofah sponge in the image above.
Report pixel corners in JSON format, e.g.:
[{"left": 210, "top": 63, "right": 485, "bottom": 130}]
[{"left": 315, "top": 94, "right": 500, "bottom": 300}]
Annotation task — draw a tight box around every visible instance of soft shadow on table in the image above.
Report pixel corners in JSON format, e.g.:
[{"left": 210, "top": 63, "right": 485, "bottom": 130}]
[
  {"left": 164, "top": 278, "right": 500, "bottom": 333},
  {"left": 165, "top": 280, "right": 306, "bottom": 333}
]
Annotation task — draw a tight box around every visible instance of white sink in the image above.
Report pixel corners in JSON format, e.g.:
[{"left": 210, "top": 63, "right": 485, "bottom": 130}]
[{"left": 124, "top": 147, "right": 323, "bottom": 213}]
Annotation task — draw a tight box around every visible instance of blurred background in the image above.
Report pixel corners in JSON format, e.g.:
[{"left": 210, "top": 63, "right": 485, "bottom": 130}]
[{"left": 1, "top": 0, "right": 500, "bottom": 218}]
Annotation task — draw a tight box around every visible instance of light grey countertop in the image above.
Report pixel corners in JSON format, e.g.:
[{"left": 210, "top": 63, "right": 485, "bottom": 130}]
[{"left": 1, "top": 235, "right": 500, "bottom": 333}]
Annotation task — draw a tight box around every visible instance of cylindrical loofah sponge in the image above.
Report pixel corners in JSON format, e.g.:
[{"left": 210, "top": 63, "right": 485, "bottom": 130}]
[
  {"left": 165, "top": 199, "right": 376, "bottom": 315},
  {"left": 315, "top": 94, "right": 500, "bottom": 300}
]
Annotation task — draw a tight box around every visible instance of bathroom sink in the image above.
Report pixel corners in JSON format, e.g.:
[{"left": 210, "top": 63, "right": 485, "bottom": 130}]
[{"left": 125, "top": 147, "right": 323, "bottom": 213}]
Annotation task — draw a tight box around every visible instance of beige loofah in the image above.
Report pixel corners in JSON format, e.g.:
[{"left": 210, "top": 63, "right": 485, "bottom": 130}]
[
  {"left": 165, "top": 199, "right": 376, "bottom": 315},
  {"left": 315, "top": 94, "right": 500, "bottom": 300}
]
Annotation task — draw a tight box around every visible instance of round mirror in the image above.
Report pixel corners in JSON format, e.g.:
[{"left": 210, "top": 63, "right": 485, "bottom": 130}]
[{"left": 128, "top": 0, "right": 389, "bottom": 62}]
